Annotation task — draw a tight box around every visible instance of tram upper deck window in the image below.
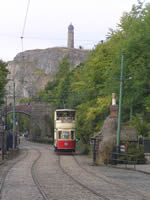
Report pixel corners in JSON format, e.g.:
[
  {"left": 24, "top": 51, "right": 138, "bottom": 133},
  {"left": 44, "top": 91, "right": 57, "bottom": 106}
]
[{"left": 56, "top": 111, "right": 75, "bottom": 121}]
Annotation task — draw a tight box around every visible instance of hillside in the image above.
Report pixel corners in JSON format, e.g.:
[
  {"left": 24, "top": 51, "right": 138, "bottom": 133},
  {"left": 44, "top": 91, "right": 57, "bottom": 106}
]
[{"left": 7, "top": 47, "right": 89, "bottom": 98}]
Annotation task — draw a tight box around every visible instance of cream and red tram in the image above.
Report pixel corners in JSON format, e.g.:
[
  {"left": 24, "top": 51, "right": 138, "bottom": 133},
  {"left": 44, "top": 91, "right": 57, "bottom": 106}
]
[{"left": 54, "top": 109, "right": 76, "bottom": 152}]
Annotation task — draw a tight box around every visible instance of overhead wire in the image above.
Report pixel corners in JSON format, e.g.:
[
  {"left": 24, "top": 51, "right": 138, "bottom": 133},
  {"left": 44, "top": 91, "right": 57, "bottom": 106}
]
[
  {"left": 20, "top": 0, "right": 31, "bottom": 53},
  {"left": 0, "top": 34, "right": 101, "bottom": 45},
  {"left": 18, "top": 0, "right": 100, "bottom": 52}
]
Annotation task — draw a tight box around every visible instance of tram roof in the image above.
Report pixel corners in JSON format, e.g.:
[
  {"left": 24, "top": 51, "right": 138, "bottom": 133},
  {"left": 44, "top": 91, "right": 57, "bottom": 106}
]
[{"left": 55, "top": 109, "right": 75, "bottom": 112}]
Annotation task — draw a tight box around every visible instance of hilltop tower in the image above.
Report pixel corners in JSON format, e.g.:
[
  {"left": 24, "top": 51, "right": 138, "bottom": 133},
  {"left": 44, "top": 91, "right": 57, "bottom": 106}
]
[{"left": 67, "top": 23, "right": 74, "bottom": 48}]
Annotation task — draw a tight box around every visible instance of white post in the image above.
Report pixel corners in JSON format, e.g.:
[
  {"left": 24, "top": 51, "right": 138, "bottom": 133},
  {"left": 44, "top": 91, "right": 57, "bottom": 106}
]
[{"left": 112, "top": 93, "right": 116, "bottom": 105}]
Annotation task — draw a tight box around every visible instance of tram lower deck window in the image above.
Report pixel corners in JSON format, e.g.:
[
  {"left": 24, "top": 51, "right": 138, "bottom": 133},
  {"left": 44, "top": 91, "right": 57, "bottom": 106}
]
[
  {"left": 63, "top": 132, "right": 69, "bottom": 139},
  {"left": 58, "top": 131, "right": 62, "bottom": 139},
  {"left": 71, "top": 131, "right": 74, "bottom": 140}
]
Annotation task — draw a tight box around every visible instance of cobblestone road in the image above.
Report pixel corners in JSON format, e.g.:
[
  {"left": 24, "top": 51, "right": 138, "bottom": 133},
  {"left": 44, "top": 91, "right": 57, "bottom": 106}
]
[{"left": 0, "top": 138, "right": 150, "bottom": 200}]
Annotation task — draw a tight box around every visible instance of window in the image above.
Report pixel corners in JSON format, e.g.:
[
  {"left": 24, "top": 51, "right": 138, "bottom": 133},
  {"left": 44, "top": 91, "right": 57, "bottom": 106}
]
[
  {"left": 63, "top": 132, "right": 69, "bottom": 139},
  {"left": 71, "top": 131, "right": 74, "bottom": 140},
  {"left": 58, "top": 131, "right": 62, "bottom": 139},
  {"left": 56, "top": 111, "right": 75, "bottom": 120}
]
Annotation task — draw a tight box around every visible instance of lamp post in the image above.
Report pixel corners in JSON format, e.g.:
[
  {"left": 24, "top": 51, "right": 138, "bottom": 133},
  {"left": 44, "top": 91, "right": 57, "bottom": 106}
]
[
  {"left": 12, "top": 81, "right": 16, "bottom": 149},
  {"left": 0, "top": 92, "right": 7, "bottom": 160},
  {"left": 116, "top": 50, "right": 124, "bottom": 153},
  {"left": 1, "top": 114, "right": 5, "bottom": 160}
]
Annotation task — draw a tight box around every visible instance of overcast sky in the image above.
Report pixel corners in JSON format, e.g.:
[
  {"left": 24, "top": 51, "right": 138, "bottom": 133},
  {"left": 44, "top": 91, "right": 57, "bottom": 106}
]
[{"left": 0, "top": 0, "right": 147, "bottom": 61}]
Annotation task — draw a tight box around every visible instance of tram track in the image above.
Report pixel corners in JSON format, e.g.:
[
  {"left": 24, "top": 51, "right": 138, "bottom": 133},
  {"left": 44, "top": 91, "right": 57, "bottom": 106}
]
[
  {"left": 58, "top": 155, "right": 110, "bottom": 200},
  {"left": 0, "top": 149, "right": 28, "bottom": 199},
  {"left": 0, "top": 147, "right": 49, "bottom": 200},
  {"left": 73, "top": 155, "right": 150, "bottom": 200},
  {"left": 31, "top": 149, "right": 49, "bottom": 200},
  {"left": 1, "top": 142, "right": 149, "bottom": 200}
]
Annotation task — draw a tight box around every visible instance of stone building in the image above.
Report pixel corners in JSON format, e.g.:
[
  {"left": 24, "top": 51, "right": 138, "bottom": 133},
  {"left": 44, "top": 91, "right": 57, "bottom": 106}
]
[
  {"left": 67, "top": 23, "right": 74, "bottom": 48},
  {"left": 92, "top": 94, "right": 137, "bottom": 164}
]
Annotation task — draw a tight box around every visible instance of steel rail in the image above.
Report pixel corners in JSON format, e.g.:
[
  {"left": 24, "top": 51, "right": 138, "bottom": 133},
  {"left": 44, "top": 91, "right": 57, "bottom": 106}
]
[
  {"left": 73, "top": 156, "right": 149, "bottom": 200},
  {"left": 31, "top": 149, "right": 49, "bottom": 200},
  {"left": 58, "top": 155, "right": 110, "bottom": 200}
]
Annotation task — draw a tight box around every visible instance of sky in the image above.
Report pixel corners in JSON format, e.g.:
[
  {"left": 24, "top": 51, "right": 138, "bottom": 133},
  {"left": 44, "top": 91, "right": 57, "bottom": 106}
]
[{"left": 0, "top": 0, "right": 147, "bottom": 61}]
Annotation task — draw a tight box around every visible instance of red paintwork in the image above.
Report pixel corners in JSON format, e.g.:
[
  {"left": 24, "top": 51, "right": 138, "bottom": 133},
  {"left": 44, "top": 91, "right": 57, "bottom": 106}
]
[{"left": 57, "top": 140, "right": 76, "bottom": 150}]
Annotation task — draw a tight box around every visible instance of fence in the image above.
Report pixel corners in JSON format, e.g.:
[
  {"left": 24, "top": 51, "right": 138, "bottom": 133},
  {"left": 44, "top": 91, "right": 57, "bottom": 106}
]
[
  {"left": 144, "top": 139, "right": 150, "bottom": 153},
  {"left": 110, "top": 152, "right": 137, "bottom": 169}
]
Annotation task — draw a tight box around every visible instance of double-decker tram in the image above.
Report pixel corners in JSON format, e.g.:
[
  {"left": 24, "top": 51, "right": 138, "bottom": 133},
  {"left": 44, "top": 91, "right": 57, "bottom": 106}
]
[{"left": 54, "top": 109, "right": 76, "bottom": 152}]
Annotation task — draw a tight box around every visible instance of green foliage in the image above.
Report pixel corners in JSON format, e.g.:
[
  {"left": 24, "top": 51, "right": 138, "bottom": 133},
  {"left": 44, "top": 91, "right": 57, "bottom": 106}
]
[
  {"left": 0, "top": 60, "right": 8, "bottom": 105},
  {"left": 126, "top": 143, "right": 146, "bottom": 164},
  {"left": 56, "top": 56, "right": 70, "bottom": 79},
  {"left": 19, "top": 97, "right": 32, "bottom": 103},
  {"left": 6, "top": 113, "right": 30, "bottom": 134},
  {"left": 35, "top": 69, "right": 46, "bottom": 75},
  {"left": 34, "top": 137, "right": 53, "bottom": 144},
  {"left": 128, "top": 114, "right": 150, "bottom": 137}
]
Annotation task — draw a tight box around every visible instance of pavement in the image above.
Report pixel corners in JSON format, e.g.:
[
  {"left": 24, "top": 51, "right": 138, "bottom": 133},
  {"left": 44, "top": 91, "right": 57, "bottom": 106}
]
[
  {"left": 117, "top": 154, "right": 150, "bottom": 174},
  {"left": 0, "top": 148, "right": 19, "bottom": 165},
  {"left": 111, "top": 162, "right": 150, "bottom": 174},
  {"left": 135, "top": 163, "right": 150, "bottom": 174}
]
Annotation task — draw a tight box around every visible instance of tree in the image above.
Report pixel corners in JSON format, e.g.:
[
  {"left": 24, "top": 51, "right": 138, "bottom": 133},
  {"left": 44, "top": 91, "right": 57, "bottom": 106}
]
[
  {"left": 0, "top": 60, "right": 8, "bottom": 105},
  {"left": 56, "top": 56, "right": 70, "bottom": 80}
]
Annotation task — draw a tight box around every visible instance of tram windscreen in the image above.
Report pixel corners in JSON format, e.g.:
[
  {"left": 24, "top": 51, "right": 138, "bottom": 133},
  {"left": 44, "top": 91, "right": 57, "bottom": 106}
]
[{"left": 56, "top": 111, "right": 75, "bottom": 120}]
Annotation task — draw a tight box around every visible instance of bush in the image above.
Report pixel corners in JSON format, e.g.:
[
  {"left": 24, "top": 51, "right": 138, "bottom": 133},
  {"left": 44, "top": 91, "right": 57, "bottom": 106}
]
[
  {"left": 34, "top": 137, "right": 53, "bottom": 144},
  {"left": 76, "top": 141, "right": 89, "bottom": 154},
  {"left": 126, "top": 143, "right": 146, "bottom": 164}
]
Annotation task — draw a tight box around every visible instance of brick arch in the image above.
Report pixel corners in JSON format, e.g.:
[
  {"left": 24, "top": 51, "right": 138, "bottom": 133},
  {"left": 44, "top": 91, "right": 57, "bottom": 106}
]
[
  {"left": 5, "top": 103, "right": 53, "bottom": 140},
  {"left": 7, "top": 104, "right": 32, "bottom": 116}
]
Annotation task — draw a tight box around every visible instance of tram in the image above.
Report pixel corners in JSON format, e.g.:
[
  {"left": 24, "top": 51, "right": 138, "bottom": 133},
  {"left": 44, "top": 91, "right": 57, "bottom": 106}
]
[{"left": 54, "top": 109, "right": 76, "bottom": 152}]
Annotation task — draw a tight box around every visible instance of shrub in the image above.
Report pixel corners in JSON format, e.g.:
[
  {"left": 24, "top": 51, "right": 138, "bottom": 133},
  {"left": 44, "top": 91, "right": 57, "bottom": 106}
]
[
  {"left": 34, "top": 137, "right": 53, "bottom": 144},
  {"left": 126, "top": 143, "right": 146, "bottom": 164}
]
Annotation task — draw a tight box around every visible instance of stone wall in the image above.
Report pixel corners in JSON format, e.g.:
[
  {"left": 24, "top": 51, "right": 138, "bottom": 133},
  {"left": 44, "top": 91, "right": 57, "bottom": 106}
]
[{"left": 29, "top": 102, "right": 53, "bottom": 140}]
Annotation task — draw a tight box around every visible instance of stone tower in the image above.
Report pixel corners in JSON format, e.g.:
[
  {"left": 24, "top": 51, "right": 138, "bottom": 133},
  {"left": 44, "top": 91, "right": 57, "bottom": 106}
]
[{"left": 67, "top": 23, "right": 74, "bottom": 48}]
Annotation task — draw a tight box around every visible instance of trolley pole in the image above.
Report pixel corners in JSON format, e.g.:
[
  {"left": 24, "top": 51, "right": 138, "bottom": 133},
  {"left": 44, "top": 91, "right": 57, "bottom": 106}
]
[
  {"left": 12, "top": 81, "right": 16, "bottom": 149},
  {"left": 116, "top": 50, "right": 124, "bottom": 153}
]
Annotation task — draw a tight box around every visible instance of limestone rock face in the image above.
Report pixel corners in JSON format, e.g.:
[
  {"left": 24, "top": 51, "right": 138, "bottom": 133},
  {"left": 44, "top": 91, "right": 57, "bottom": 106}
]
[{"left": 7, "top": 47, "right": 89, "bottom": 98}]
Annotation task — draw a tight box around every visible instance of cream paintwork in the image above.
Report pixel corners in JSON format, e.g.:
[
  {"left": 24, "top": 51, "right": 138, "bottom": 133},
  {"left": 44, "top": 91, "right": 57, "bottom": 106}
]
[{"left": 54, "top": 109, "right": 76, "bottom": 149}]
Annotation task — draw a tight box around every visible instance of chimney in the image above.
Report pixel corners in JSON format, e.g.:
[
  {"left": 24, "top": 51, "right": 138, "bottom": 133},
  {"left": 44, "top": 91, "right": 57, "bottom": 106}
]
[{"left": 110, "top": 93, "right": 118, "bottom": 118}]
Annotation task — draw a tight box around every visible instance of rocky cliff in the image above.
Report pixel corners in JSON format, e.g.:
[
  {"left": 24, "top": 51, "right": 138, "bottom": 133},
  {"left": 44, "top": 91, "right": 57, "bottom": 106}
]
[{"left": 7, "top": 47, "right": 89, "bottom": 99}]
